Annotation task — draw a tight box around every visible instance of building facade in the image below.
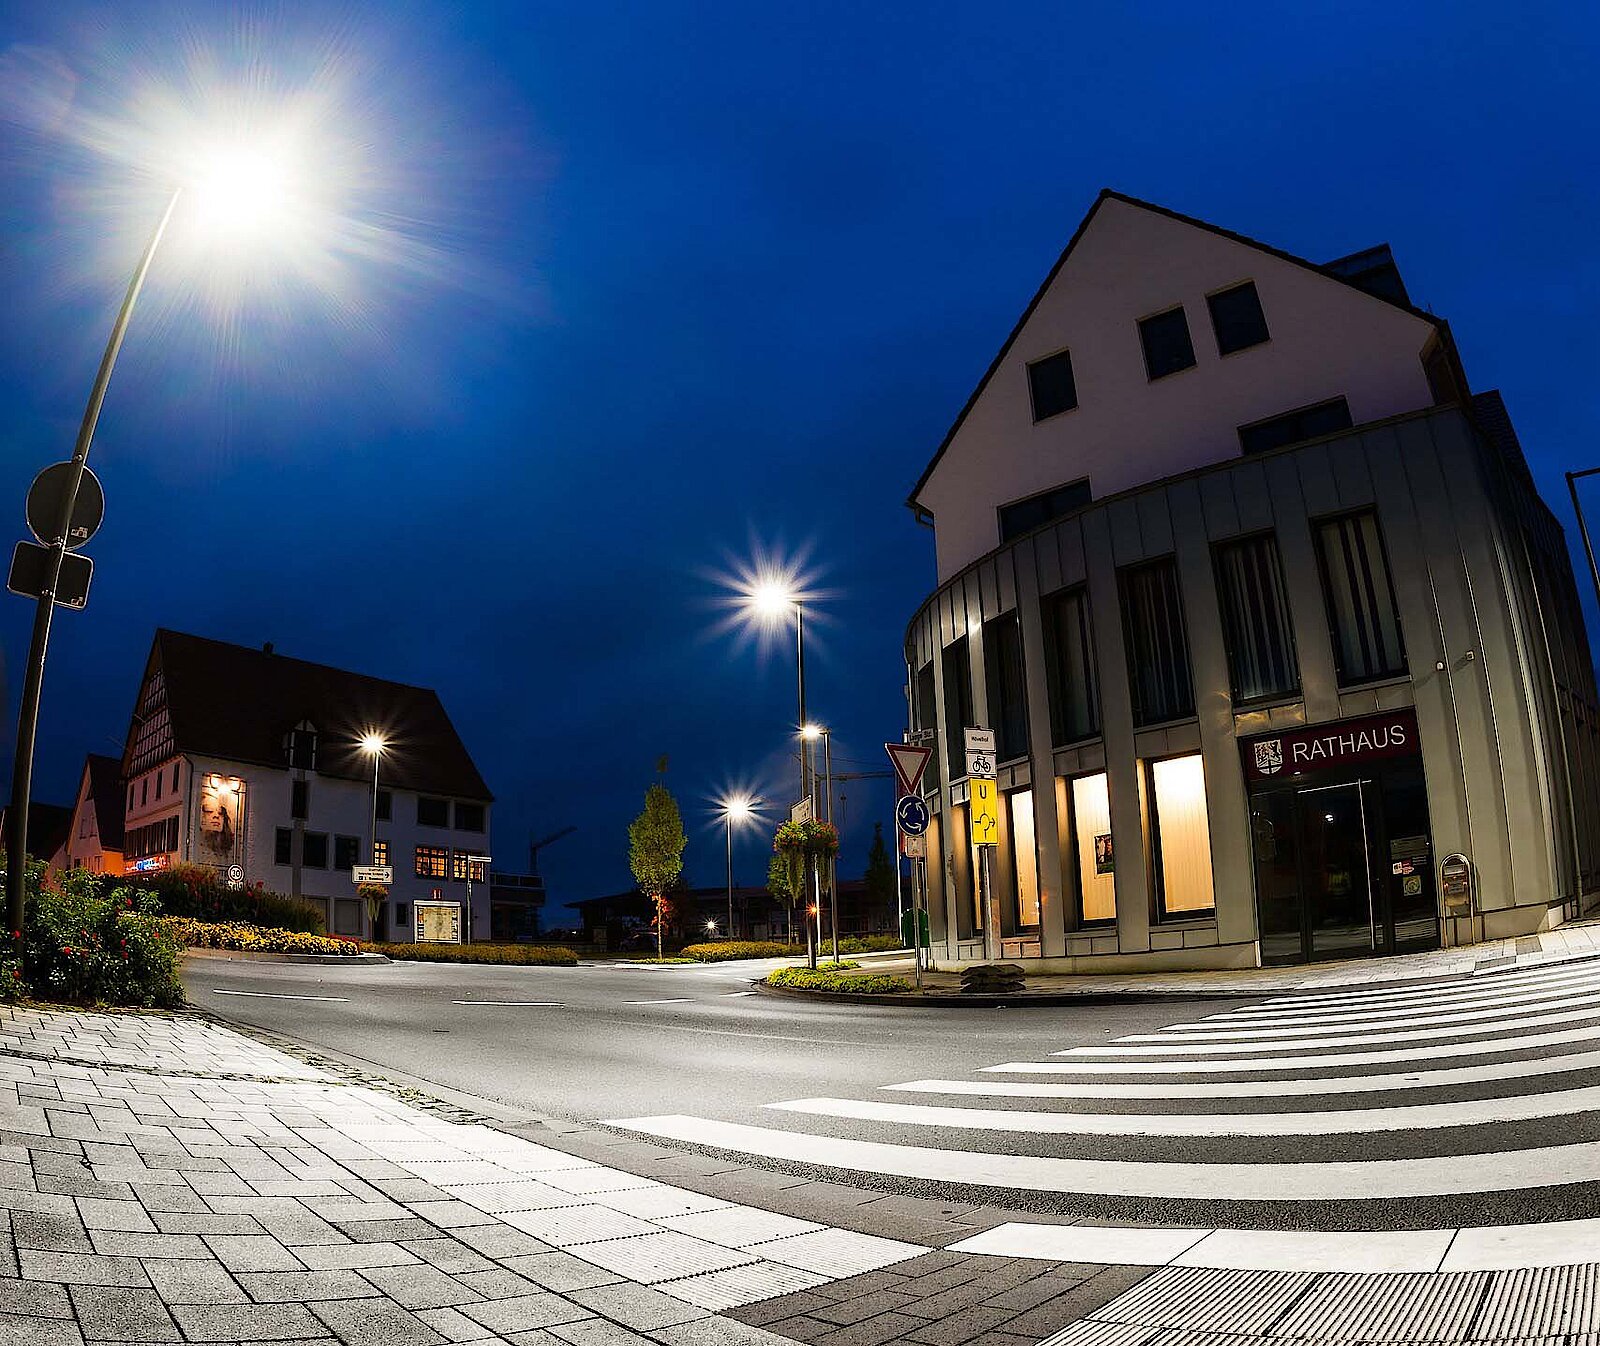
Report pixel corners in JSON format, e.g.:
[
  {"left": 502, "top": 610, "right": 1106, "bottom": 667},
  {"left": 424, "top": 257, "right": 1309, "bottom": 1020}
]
[
  {"left": 120, "top": 630, "right": 494, "bottom": 939},
  {"left": 53, "top": 754, "right": 125, "bottom": 876},
  {"left": 903, "top": 191, "right": 1600, "bottom": 971}
]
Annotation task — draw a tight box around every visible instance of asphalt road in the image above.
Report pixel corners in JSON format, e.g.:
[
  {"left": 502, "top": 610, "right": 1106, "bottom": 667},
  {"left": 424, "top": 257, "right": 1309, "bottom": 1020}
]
[{"left": 183, "top": 952, "right": 1600, "bottom": 1234}]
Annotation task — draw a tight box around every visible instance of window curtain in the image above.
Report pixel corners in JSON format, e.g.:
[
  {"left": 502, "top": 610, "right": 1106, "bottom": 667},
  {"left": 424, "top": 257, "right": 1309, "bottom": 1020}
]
[
  {"left": 1120, "top": 561, "right": 1195, "bottom": 725},
  {"left": 1215, "top": 534, "right": 1299, "bottom": 701}
]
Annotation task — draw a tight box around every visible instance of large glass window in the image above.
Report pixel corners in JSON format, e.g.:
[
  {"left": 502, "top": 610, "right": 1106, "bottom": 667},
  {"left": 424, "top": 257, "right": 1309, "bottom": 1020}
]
[
  {"left": 1138, "top": 306, "right": 1196, "bottom": 380},
  {"left": 942, "top": 639, "right": 973, "bottom": 779},
  {"left": 1008, "top": 790, "right": 1039, "bottom": 929},
  {"left": 984, "top": 613, "right": 1029, "bottom": 762},
  {"left": 1026, "top": 349, "right": 1077, "bottom": 422},
  {"left": 1042, "top": 586, "right": 1099, "bottom": 744},
  {"left": 1149, "top": 754, "right": 1215, "bottom": 918},
  {"left": 914, "top": 662, "right": 940, "bottom": 789},
  {"left": 1208, "top": 281, "right": 1270, "bottom": 355},
  {"left": 302, "top": 832, "right": 329, "bottom": 869},
  {"left": 1071, "top": 773, "right": 1116, "bottom": 924},
  {"left": 1314, "top": 511, "right": 1408, "bottom": 685},
  {"left": 1119, "top": 559, "right": 1195, "bottom": 725},
  {"left": 999, "top": 479, "right": 1091, "bottom": 542},
  {"left": 415, "top": 845, "right": 449, "bottom": 879},
  {"left": 1214, "top": 533, "right": 1300, "bottom": 702}
]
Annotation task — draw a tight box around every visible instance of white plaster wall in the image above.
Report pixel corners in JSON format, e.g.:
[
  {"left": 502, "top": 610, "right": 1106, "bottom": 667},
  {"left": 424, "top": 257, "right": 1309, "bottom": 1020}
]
[{"left": 918, "top": 197, "right": 1439, "bottom": 580}]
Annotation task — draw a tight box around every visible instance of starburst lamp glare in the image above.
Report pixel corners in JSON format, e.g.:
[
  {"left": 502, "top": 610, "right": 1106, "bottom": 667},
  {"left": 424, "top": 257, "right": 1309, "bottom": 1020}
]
[{"left": 187, "top": 139, "right": 297, "bottom": 239}]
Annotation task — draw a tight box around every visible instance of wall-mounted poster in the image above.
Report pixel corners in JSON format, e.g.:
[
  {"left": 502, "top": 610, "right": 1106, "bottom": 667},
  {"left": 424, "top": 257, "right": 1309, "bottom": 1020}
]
[
  {"left": 197, "top": 775, "right": 246, "bottom": 870},
  {"left": 1094, "top": 832, "right": 1114, "bottom": 874}
]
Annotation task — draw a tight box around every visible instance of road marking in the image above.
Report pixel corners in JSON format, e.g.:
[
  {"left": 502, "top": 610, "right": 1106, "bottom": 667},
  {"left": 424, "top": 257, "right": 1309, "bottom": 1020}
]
[
  {"left": 888, "top": 1047, "right": 1600, "bottom": 1098},
  {"left": 988, "top": 1021, "right": 1600, "bottom": 1073},
  {"left": 212, "top": 989, "right": 348, "bottom": 1003},
  {"left": 628, "top": 998, "right": 692, "bottom": 1005},
  {"left": 450, "top": 1000, "right": 565, "bottom": 1007},
  {"left": 768, "top": 1085, "right": 1600, "bottom": 1136},
  {"left": 724, "top": 991, "right": 759, "bottom": 997},
  {"left": 603, "top": 1113, "right": 1600, "bottom": 1201},
  {"left": 1057, "top": 1003, "right": 1600, "bottom": 1055},
  {"left": 1233, "top": 958, "right": 1599, "bottom": 1012}
]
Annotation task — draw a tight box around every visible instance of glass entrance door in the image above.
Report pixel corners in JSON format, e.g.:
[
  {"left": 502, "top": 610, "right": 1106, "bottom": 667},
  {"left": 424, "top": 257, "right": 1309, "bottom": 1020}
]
[{"left": 1300, "top": 782, "right": 1376, "bottom": 961}]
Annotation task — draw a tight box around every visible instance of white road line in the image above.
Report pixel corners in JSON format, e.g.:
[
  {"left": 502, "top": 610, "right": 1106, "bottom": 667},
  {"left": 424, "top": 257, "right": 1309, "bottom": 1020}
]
[
  {"left": 768, "top": 1085, "right": 1600, "bottom": 1136},
  {"left": 605, "top": 1114, "right": 1600, "bottom": 1200},
  {"left": 1142, "top": 988, "right": 1600, "bottom": 1040},
  {"left": 724, "top": 991, "right": 759, "bottom": 997},
  {"left": 450, "top": 1000, "right": 565, "bottom": 1007},
  {"left": 628, "top": 998, "right": 693, "bottom": 1005},
  {"left": 1233, "top": 958, "right": 1597, "bottom": 1012},
  {"left": 1058, "top": 1003, "right": 1600, "bottom": 1055},
  {"left": 987, "top": 1021, "right": 1600, "bottom": 1073},
  {"left": 888, "top": 1048, "right": 1600, "bottom": 1098},
  {"left": 212, "top": 989, "right": 348, "bottom": 1002}
]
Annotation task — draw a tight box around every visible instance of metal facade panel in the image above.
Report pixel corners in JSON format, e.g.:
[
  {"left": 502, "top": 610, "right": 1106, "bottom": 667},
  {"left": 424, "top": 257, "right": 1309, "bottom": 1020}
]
[
  {"left": 1056, "top": 519, "right": 1088, "bottom": 590},
  {"left": 1136, "top": 490, "right": 1174, "bottom": 557},
  {"left": 1014, "top": 550, "right": 1067, "bottom": 957},
  {"left": 1230, "top": 460, "right": 1275, "bottom": 533},
  {"left": 1107, "top": 497, "right": 1145, "bottom": 566},
  {"left": 1262, "top": 452, "right": 1340, "bottom": 724},
  {"left": 1295, "top": 444, "right": 1340, "bottom": 517},
  {"left": 1198, "top": 472, "right": 1242, "bottom": 541},
  {"left": 1331, "top": 434, "right": 1377, "bottom": 508}
]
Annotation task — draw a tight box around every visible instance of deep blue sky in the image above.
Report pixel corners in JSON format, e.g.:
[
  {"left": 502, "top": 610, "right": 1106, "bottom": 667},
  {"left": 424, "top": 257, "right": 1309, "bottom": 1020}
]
[{"left": 2, "top": 1, "right": 1598, "bottom": 920}]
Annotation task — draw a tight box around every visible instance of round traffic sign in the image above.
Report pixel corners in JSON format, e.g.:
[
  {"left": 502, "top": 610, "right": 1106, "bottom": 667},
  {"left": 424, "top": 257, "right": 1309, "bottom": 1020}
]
[
  {"left": 26, "top": 463, "right": 104, "bottom": 551},
  {"left": 896, "top": 794, "right": 930, "bottom": 836}
]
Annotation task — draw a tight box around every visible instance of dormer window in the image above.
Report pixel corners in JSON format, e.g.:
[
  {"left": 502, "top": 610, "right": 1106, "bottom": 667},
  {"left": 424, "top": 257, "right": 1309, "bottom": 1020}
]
[
  {"left": 1026, "top": 349, "right": 1077, "bottom": 422},
  {"left": 1138, "top": 306, "right": 1196, "bottom": 381},
  {"left": 284, "top": 720, "right": 318, "bottom": 770}
]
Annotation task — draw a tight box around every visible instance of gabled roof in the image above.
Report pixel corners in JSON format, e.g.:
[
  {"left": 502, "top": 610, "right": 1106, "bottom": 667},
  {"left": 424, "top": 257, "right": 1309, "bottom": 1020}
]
[
  {"left": 0, "top": 802, "right": 71, "bottom": 861},
  {"left": 907, "top": 188, "right": 1447, "bottom": 510},
  {"left": 147, "top": 630, "right": 492, "bottom": 801},
  {"left": 84, "top": 754, "right": 124, "bottom": 849}
]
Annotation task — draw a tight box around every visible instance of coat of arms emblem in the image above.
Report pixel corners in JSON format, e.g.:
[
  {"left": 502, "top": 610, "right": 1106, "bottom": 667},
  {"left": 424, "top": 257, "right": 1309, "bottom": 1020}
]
[{"left": 1254, "top": 739, "right": 1284, "bottom": 775}]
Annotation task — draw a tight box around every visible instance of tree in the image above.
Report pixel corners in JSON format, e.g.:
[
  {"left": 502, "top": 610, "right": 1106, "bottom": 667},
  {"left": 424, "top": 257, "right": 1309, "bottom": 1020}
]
[
  {"left": 629, "top": 783, "right": 686, "bottom": 957},
  {"left": 766, "top": 852, "right": 796, "bottom": 943},
  {"left": 864, "top": 822, "right": 895, "bottom": 924}
]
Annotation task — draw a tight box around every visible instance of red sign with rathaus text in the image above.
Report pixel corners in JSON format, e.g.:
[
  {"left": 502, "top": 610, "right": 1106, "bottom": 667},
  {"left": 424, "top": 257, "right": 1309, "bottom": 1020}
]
[{"left": 1240, "top": 708, "right": 1420, "bottom": 784}]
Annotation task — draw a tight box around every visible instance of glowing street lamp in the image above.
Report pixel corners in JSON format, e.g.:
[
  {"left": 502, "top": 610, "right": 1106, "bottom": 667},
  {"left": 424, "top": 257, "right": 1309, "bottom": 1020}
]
[
  {"left": 732, "top": 568, "right": 811, "bottom": 808},
  {"left": 359, "top": 733, "right": 387, "bottom": 862},
  {"left": 5, "top": 106, "right": 341, "bottom": 937},
  {"left": 717, "top": 793, "right": 761, "bottom": 940}
]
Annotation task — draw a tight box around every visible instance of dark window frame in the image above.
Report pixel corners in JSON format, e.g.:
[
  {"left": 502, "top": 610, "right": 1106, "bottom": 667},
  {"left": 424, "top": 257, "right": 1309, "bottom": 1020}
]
[
  {"left": 1312, "top": 509, "right": 1409, "bottom": 687},
  {"left": 1212, "top": 531, "right": 1301, "bottom": 705},
  {"left": 455, "top": 802, "right": 486, "bottom": 833},
  {"left": 301, "top": 831, "right": 329, "bottom": 869},
  {"left": 1137, "top": 305, "right": 1197, "bottom": 381},
  {"left": 290, "top": 779, "right": 308, "bottom": 821},
  {"left": 998, "top": 477, "right": 1092, "bottom": 543},
  {"left": 417, "top": 796, "right": 449, "bottom": 828},
  {"left": 1238, "top": 396, "right": 1353, "bottom": 457},
  {"left": 1041, "top": 585, "right": 1100, "bottom": 747},
  {"left": 983, "top": 611, "right": 1029, "bottom": 763},
  {"left": 375, "top": 790, "right": 392, "bottom": 822},
  {"left": 1026, "top": 348, "right": 1078, "bottom": 423},
  {"left": 274, "top": 828, "right": 292, "bottom": 866},
  {"left": 334, "top": 835, "right": 360, "bottom": 871},
  {"left": 941, "top": 638, "right": 974, "bottom": 780},
  {"left": 1207, "top": 280, "right": 1271, "bottom": 356},
  {"left": 1117, "top": 558, "right": 1196, "bottom": 727}
]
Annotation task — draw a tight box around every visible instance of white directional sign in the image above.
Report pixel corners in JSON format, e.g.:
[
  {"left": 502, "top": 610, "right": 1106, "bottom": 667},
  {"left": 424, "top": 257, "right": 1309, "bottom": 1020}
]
[
  {"left": 353, "top": 865, "right": 393, "bottom": 885},
  {"left": 790, "top": 796, "right": 813, "bottom": 824},
  {"left": 964, "top": 727, "right": 996, "bottom": 780},
  {"left": 963, "top": 727, "right": 995, "bottom": 753},
  {"left": 886, "top": 741, "right": 933, "bottom": 797},
  {"left": 901, "top": 832, "right": 926, "bottom": 858}
]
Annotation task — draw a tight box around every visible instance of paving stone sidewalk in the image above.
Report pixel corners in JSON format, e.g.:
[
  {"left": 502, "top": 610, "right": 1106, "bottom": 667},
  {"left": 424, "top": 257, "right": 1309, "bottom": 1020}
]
[{"left": 0, "top": 1004, "right": 1142, "bottom": 1346}]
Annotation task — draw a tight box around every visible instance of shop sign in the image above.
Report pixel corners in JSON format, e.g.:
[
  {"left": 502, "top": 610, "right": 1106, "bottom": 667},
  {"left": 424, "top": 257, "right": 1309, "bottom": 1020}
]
[{"left": 1241, "top": 709, "right": 1420, "bottom": 784}]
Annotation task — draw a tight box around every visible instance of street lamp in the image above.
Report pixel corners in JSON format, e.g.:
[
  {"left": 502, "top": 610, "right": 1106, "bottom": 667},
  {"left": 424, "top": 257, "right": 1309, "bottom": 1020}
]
[
  {"left": 718, "top": 794, "right": 760, "bottom": 940},
  {"left": 803, "top": 725, "right": 839, "bottom": 963},
  {"left": 359, "top": 734, "right": 386, "bottom": 863},
  {"left": 4, "top": 134, "right": 323, "bottom": 938},
  {"left": 732, "top": 568, "right": 812, "bottom": 811}
]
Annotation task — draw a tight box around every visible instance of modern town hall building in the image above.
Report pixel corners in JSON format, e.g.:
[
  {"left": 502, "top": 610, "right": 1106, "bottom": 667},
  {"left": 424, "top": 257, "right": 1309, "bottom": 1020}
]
[{"left": 903, "top": 190, "right": 1600, "bottom": 970}]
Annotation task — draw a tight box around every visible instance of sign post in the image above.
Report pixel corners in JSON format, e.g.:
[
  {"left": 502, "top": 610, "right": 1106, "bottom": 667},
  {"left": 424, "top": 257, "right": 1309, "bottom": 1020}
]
[
  {"left": 964, "top": 728, "right": 1000, "bottom": 961},
  {"left": 887, "top": 740, "right": 934, "bottom": 981}
]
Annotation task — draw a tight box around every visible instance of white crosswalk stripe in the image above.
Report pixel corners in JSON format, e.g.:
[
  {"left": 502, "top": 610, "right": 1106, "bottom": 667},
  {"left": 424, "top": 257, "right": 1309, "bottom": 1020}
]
[{"left": 607, "top": 956, "right": 1600, "bottom": 1228}]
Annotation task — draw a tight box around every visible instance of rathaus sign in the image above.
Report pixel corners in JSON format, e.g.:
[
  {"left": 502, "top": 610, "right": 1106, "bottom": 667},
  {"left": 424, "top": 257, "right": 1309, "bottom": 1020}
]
[{"left": 1242, "top": 709, "right": 1419, "bottom": 784}]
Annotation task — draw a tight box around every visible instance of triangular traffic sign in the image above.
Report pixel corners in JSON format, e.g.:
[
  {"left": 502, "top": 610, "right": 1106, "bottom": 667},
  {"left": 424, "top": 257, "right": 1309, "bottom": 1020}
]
[{"left": 885, "top": 741, "right": 933, "bottom": 796}]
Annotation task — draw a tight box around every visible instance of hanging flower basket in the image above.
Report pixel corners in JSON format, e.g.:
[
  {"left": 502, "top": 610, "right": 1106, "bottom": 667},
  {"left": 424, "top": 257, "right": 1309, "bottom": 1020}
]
[{"left": 774, "top": 819, "right": 839, "bottom": 859}]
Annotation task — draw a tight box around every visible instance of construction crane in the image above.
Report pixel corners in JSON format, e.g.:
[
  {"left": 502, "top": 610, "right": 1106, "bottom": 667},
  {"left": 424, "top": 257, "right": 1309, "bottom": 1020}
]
[{"left": 528, "top": 826, "right": 576, "bottom": 878}]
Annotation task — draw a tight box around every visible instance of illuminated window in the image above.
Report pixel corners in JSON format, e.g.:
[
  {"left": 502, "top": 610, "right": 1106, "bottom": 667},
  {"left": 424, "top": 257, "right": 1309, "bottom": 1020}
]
[
  {"left": 1007, "top": 790, "right": 1039, "bottom": 929},
  {"left": 1148, "top": 754, "right": 1215, "bottom": 918},
  {"left": 414, "top": 845, "right": 449, "bottom": 879},
  {"left": 452, "top": 852, "right": 488, "bottom": 882},
  {"left": 372, "top": 839, "right": 389, "bottom": 866},
  {"left": 1070, "top": 773, "right": 1116, "bottom": 924}
]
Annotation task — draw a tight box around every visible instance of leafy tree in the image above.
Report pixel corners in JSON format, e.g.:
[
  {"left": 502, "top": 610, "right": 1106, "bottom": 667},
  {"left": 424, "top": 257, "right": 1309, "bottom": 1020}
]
[
  {"left": 629, "top": 783, "right": 686, "bottom": 957},
  {"left": 864, "top": 822, "right": 895, "bottom": 917},
  {"left": 767, "top": 852, "right": 796, "bottom": 943}
]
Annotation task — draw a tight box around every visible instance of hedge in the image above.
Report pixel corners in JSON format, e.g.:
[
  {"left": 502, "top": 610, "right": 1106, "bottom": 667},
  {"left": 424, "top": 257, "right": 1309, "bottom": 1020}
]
[
  {"left": 170, "top": 919, "right": 358, "bottom": 957},
  {"left": 767, "top": 966, "right": 911, "bottom": 994},
  {"left": 618, "top": 956, "right": 697, "bottom": 965},
  {"left": 123, "top": 862, "right": 326, "bottom": 934},
  {"left": 3, "top": 866, "right": 184, "bottom": 1007},
  {"left": 837, "top": 935, "right": 905, "bottom": 955},
  {"left": 366, "top": 941, "right": 578, "bottom": 966},
  {"left": 679, "top": 940, "right": 801, "bottom": 962}
]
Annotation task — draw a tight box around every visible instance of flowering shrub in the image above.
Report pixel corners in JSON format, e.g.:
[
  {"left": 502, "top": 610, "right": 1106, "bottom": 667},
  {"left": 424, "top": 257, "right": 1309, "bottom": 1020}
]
[
  {"left": 3, "top": 866, "right": 183, "bottom": 1007},
  {"left": 767, "top": 965, "right": 910, "bottom": 994},
  {"left": 169, "top": 919, "right": 358, "bottom": 957},
  {"left": 679, "top": 940, "right": 802, "bottom": 962},
  {"left": 366, "top": 941, "right": 578, "bottom": 966},
  {"left": 772, "top": 819, "right": 839, "bottom": 859},
  {"left": 123, "top": 862, "right": 326, "bottom": 934}
]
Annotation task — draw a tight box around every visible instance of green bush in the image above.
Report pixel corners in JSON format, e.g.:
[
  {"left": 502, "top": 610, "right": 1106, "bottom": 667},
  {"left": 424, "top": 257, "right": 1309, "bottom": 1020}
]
[
  {"left": 680, "top": 940, "right": 802, "bottom": 962},
  {"left": 170, "top": 919, "right": 358, "bottom": 957},
  {"left": 618, "top": 956, "right": 697, "bottom": 964},
  {"left": 767, "top": 966, "right": 911, "bottom": 994},
  {"left": 837, "top": 935, "right": 906, "bottom": 955},
  {"left": 366, "top": 942, "right": 578, "bottom": 966},
  {"left": 2, "top": 867, "right": 183, "bottom": 1007},
  {"left": 125, "top": 862, "right": 326, "bottom": 934}
]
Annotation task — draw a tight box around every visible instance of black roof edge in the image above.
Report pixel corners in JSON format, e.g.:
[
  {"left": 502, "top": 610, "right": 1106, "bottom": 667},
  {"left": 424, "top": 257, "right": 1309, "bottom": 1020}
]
[{"left": 904, "top": 189, "right": 1446, "bottom": 512}]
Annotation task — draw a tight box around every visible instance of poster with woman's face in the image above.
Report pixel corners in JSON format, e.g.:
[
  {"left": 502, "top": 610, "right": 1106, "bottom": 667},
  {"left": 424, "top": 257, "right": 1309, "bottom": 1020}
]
[{"left": 197, "top": 780, "right": 242, "bottom": 864}]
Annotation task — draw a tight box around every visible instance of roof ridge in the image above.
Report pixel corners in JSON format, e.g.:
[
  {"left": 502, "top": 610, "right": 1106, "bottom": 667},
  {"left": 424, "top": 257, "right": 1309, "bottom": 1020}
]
[{"left": 156, "top": 628, "right": 443, "bottom": 698}]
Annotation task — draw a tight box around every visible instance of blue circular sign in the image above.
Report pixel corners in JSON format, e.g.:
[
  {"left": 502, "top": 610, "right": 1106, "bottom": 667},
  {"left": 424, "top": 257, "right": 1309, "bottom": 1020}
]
[{"left": 896, "top": 794, "right": 930, "bottom": 836}]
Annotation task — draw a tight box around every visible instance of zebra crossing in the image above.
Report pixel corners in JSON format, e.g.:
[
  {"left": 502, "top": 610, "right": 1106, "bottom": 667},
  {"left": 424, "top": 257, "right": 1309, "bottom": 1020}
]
[{"left": 608, "top": 954, "right": 1600, "bottom": 1234}]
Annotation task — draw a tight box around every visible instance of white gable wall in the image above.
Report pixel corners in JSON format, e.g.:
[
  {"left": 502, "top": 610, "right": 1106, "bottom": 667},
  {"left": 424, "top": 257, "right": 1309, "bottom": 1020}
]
[{"left": 917, "top": 197, "right": 1440, "bottom": 581}]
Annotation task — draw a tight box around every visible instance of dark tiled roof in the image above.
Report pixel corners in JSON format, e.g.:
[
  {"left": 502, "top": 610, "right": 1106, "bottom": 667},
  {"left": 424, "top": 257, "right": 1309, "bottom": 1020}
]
[
  {"left": 152, "top": 630, "right": 492, "bottom": 801},
  {"left": 85, "top": 754, "right": 125, "bottom": 849},
  {"left": 0, "top": 802, "right": 72, "bottom": 861}
]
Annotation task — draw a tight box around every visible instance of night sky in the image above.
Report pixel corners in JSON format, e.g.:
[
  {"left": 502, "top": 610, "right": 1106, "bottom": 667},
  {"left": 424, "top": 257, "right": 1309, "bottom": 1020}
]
[{"left": 2, "top": 1, "right": 1598, "bottom": 922}]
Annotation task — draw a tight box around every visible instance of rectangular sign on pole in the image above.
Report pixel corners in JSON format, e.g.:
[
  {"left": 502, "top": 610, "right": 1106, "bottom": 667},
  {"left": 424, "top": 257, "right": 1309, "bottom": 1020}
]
[
  {"left": 963, "top": 727, "right": 995, "bottom": 753},
  {"left": 970, "top": 778, "right": 999, "bottom": 846},
  {"left": 901, "top": 832, "right": 926, "bottom": 858},
  {"left": 7, "top": 541, "right": 92, "bottom": 610},
  {"left": 886, "top": 742, "right": 933, "bottom": 796},
  {"left": 790, "top": 796, "right": 813, "bottom": 824},
  {"left": 352, "top": 865, "right": 393, "bottom": 885},
  {"left": 963, "top": 727, "right": 996, "bottom": 781}
]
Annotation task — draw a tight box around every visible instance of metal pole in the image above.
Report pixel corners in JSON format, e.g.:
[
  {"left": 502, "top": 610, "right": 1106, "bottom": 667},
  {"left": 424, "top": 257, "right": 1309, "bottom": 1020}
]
[
  {"left": 725, "top": 814, "right": 733, "bottom": 940},
  {"left": 1567, "top": 470, "right": 1600, "bottom": 620},
  {"left": 825, "top": 731, "right": 837, "bottom": 964},
  {"left": 7, "top": 189, "right": 181, "bottom": 943},
  {"left": 795, "top": 602, "right": 809, "bottom": 807},
  {"left": 368, "top": 749, "right": 381, "bottom": 940}
]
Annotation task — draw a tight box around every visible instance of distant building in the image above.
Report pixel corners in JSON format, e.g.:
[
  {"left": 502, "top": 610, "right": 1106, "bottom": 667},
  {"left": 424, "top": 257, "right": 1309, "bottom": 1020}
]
[
  {"left": 488, "top": 871, "right": 546, "bottom": 942},
  {"left": 573, "top": 878, "right": 892, "bottom": 948},
  {"left": 0, "top": 801, "right": 72, "bottom": 871},
  {"left": 904, "top": 190, "right": 1599, "bottom": 971},
  {"left": 118, "top": 630, "right": 493, "bottom": 939},
  {"left": 54, "top": 754, "right": 125, "bottom": 876}
]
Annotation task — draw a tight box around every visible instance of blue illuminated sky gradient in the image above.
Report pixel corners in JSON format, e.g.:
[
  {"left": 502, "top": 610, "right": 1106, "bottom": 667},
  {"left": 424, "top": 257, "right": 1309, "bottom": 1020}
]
[{"left": 2, "top": 1, "right": 1598, "bottom": 917}]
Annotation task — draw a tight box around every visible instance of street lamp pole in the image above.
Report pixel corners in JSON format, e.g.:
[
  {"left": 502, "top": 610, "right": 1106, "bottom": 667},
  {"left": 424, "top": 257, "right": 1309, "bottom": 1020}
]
[
  {"left": 795, "top": 600, "right": 809, "bottom": 809},
  {"left": 6, "top": 189, "right": 182, "bottom": 939},
  {"left": 725, "top": 811, "right": 735, "bottom": 940},
  {"left": 821, "top": 729, "right": 837, "bottom": 963}
]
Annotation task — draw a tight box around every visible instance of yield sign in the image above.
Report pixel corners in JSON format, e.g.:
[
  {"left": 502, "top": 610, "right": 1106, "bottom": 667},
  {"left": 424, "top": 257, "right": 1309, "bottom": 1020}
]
[{"left": 885, "top": 741, "right": 933, "bottom": 797}]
